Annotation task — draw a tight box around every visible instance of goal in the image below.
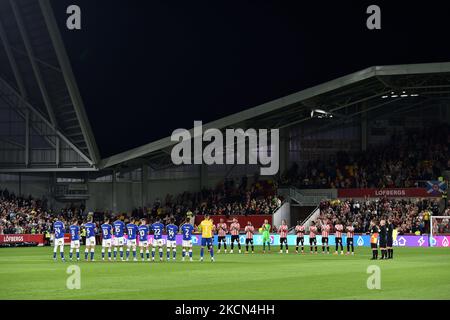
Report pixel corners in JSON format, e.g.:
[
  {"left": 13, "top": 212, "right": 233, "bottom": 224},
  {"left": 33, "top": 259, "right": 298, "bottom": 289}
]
[{"left": 430, "top": 216, "right": 450, "bottom": 247}]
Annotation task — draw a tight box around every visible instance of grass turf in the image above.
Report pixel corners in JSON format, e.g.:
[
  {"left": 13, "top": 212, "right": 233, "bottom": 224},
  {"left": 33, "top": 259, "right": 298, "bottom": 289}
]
[{"left": 0, "top": 246, "right": 449, "bottom": 299}]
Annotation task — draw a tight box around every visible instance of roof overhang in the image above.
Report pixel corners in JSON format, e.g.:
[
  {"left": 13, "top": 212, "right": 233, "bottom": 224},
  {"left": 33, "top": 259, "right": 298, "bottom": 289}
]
[
  {"left": 99, "top": 61, "right": 450, "bottom": 169},
  {"left": 0, "top": 0, "right": 100, "bottom": 171}
]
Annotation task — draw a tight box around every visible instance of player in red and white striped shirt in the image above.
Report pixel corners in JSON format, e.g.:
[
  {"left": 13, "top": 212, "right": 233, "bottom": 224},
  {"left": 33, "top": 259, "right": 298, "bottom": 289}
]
[
  {"left": 229, "top": 218, "right": 241, "bottom": 254},
  {"left": 216, "top": 218, "right": 228, "bottom": 253},
  {"left": 334, "top": 221, "right": 344, "bottom": 255},
  {"left": 346, "top": 224, "right": 355, "bottom": 255},
  {"left": 278, "top": 220, "right": 289, "bottom": 253},
  {"left": 295, "top": 222, "right": 305, "bottom": 254},
  {"left": 320, "top": 221, "right": 331, "bottom": 254},
  {"left": 309, "top": 221, "right": 318, "bottom": 254},
  {"left": 244, "top": 221, "right": 255, "bottom": 254}
]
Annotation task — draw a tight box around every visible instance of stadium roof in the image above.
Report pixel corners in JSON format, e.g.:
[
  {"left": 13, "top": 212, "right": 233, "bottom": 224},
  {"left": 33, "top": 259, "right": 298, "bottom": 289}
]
[
  {"left": 99, "top": 61, "right": 450, "bottom": 170},
  {"left": 0, "top": 0, "right": 99, "bottom": 171},
  {"left": 1, "top": 2, "right": 449, "bottom": 173}
]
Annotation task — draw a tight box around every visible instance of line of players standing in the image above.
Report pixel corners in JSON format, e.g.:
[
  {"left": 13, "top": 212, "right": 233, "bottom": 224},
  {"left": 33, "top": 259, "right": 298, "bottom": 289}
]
[
  {"left": 292, "top": 220, "right": 356, "bottom": 255},
  {"left": 51, "top": 216, "right": 391, "bottom": 261},
  {"left": 215, "top": 218, "right": 356, "bottom": 255},
  {"left": 52, "top": 216, "right": 195, "bottom": 262}
]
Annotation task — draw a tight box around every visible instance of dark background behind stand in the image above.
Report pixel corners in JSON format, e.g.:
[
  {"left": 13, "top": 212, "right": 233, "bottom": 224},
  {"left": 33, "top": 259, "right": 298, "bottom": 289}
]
[{"left": 50, "top": 0, "right": 450, "bottom": 157}]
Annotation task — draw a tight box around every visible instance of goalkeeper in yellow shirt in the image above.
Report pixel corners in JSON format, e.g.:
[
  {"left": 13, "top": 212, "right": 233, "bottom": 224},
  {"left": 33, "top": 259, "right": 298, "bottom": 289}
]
[{"left": 198, "top": 214, "right": 215, "bottom": 262}]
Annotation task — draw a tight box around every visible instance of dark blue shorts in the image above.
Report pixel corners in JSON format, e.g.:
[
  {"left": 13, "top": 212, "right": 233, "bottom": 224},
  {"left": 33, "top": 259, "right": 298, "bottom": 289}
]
[{"left": 201, "top": 237, "right": 212, "bottom": 247}]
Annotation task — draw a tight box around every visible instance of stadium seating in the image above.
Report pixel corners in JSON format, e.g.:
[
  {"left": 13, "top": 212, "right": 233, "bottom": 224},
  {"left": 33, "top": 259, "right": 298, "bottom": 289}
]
[
  {"left": 133, "top": 178, "right": 281, "bottom": 227},
  {"left": 316, "top": 198, "right": 443, "bottom": 235},
  {"left": 281, "top": 124, "right": 450, "bottom": 189},
  {"left": 0, "top": 189, "right": 52, "bottom": 235}
]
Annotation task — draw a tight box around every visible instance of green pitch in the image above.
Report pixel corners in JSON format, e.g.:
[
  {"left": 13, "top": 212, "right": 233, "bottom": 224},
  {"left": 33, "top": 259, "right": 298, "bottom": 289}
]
[{"left": 0, "top": 246, "right": 449, "bottom": 300}]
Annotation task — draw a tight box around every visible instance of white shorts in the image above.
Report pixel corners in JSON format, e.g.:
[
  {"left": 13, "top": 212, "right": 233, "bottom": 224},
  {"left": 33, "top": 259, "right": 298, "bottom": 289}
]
[
  {"left": 182, "top": 240, "right": 192, "bottom": 248},
  {"left": 127, "top": 239, "right": 137, "bottom": 247},
  {"left": 70, "top": 240, "right": 80, "bottom": 249},
  {"left": 139, "top": 241, "right": 149, "bottom": 247},
  {"left": 102, "top": 239, "right": 112, "bottom": 248},
  {"left": 152, "top": 238, "right": 164, "bottom": 247},
  {"left": 166, "top": 240, "right": 177, "bottom": 248},
  {"left": 86, "top": 236, "right": 96, "bottom": 246},
  {"left": 54, "top": 238, "right": 64, "bottom": 246},
  {"left": 114, "top": 237, "right": 124, "bottom": 246}
]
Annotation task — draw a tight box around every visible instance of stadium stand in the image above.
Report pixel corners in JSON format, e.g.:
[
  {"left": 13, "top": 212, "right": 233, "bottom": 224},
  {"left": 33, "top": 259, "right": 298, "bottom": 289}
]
[
  {"left": 0, "top": 178, "right": 282, "bottom": 234},
  {"left": 316, "top": 198, "right": 443, "bottom": 235},
  {"left": 2, "top": 177, "right": 448, "bottom": 237},
  {"left": 281, "top": 124, "right": 450, "bottom": 189},
  {"left": 126, "top": 178, "right": 281, "bottom": 227},
  {"left": 0, "top": 189, "right": 52, "bottom": 235}
]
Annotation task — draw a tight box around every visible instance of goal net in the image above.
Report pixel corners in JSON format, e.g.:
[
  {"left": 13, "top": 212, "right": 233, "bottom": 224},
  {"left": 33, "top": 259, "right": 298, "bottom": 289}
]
[{"left": 430, "top": 216, "right": 450, "bottom": 247}]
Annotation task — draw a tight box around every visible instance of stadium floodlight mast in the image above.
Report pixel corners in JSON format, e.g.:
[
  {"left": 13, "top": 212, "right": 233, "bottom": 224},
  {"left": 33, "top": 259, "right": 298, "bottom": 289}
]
[{"left": 430, "top": 216, "right": 450, "bottom": 247}]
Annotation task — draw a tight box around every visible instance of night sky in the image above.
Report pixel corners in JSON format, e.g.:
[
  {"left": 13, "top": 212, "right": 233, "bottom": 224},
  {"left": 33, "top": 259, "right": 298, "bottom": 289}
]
[{"left": 51, "top": 0, "right": 450, "bottom": 158}]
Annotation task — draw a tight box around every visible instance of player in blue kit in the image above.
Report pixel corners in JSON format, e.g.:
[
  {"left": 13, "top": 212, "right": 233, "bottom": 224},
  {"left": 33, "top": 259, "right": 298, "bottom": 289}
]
[
  {"left": 69, "top": 220, "right": 80, "bottom": 261},
  {"left": 84, "top": 217, "right": 97, "bottom": 261},
  {"left": 113, "top": 218, "right": 125, "bottom": 261},
  {"left": 52, "top": 218, "right": 65, "bottom": 261},
  {"left": 126, "top": 219, "right": 139, "bottom": 261},
  {"left": 166, "top": 219, "right": 178, "bottom": 261},
  {"left": 181, "top": 218, "right": 194, "bottom": 262},
  {"left": 151, "top": 219, "right": 165, "bottom": 261},
  {"left": 138, "top": 219, "right": 150, "bottom": 261},
  {"left": 101, "top": 218, "right": 113, "bottom": 261}
]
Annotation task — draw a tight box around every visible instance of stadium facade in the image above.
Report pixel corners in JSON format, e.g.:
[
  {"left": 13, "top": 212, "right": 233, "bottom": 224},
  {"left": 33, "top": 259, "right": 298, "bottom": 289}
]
[{"left": 0, "top": 1, "right": 449, "bottom": 219}]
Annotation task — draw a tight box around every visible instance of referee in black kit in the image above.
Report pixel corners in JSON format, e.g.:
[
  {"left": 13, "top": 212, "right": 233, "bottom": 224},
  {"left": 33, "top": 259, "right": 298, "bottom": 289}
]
[
  {"left": 379, "top": 220, "right": 387, "bottom": 259},
  {"left": 386, "top": 218, "right": 394, "bottom": 259}
]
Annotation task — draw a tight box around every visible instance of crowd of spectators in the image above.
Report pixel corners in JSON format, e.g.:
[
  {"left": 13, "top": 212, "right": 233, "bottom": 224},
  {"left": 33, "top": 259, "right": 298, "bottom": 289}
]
[
  {"left": 130, "top": 176, "right": 282, "bottom": 226},
  {"left": 316, "top": 197, "right": 448, "bottom": 235},
  {"left": 0, "top": 188, "right": 89, "bottom": 235},
  {"left": 1, "top": 176, "right": 282, "bottom": 235},
  {"left": 433, "top": 215, "right": 450, "bottom": 235},
  {"left": 2, "top": 183, "right": 449, "bottom": 236},
  {"left": 0, "top": 189, "right": 51, "bottom": 235},
  {"left": 281, "top": 124, "right": 450, "bottom": 189}
]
